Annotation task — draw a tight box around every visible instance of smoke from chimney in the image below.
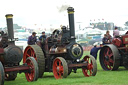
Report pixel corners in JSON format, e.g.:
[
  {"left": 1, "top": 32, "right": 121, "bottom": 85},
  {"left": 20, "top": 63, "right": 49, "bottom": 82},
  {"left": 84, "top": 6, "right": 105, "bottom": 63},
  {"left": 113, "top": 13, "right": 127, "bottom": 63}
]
[{"left": 57, "top": 4, "right": 70, "bottom": 13}]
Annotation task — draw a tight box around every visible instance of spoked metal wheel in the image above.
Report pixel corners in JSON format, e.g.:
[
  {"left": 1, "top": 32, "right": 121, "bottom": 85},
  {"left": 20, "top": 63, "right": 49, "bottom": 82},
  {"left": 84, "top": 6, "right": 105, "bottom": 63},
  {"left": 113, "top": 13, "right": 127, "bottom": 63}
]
[
  {"left": 5, "top": 73, "right": 17, "bottom": 81},
  {"left": 99, "top": 45, "right": 120, "bottom": 71},
  {"left": 23, "top": 45, "right": 45, "bottom": 78},
  {"left": 0, "top": 62, "right": 5, "bottom": 85},
  {"left": 25, "top": 57, "right": 38, "bottom": 82},
  {"left": 82, "top": 55, "right": 97, "bottom": 77},
  {"left": 53, "top": 57, "right": 68, "bottom": 79}
]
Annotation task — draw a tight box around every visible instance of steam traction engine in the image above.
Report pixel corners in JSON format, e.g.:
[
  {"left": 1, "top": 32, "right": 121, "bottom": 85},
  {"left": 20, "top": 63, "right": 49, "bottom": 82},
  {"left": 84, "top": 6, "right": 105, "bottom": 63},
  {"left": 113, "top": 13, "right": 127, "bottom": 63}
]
[
  {"left": 0, "top": 14, "right": 38, "bottom": 85},
  {"left": 23, "top": 7, "right": 97, "bottom": 79},
  {"left": 99, "top": 34, "right": 128, "bottom": 70}
]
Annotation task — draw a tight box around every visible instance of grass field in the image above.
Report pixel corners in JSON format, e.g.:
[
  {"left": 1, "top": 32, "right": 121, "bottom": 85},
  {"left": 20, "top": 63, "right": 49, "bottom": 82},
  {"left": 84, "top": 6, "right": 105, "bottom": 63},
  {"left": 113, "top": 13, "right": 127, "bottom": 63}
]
[{"left": 5, "top": 51, "right": 128, "bottom": 85}]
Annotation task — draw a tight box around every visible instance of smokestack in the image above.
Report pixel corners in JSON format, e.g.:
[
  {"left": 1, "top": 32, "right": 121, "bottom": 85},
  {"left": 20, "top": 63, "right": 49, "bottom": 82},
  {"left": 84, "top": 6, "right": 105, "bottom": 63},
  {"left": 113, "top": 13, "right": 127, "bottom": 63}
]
[
  {"left": 5, "top": 14, "right": 14, "bottom": 44},
  {"left": 67, "top": 7, "right": 75, "bottom": 42}
]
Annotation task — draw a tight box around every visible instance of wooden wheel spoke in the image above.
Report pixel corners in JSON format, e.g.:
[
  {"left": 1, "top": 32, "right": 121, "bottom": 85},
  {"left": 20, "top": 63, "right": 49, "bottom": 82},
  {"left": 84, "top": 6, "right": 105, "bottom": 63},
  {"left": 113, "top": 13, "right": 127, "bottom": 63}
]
[
  {"left": 105, "top": 60, "right": 112, "bottom": 70},
  {"left": 30, "top": 48, "right": 34, "bottom": 56},
  {"left": 109, "top": 59, "right": 114, "bottom": 63},
  {"left": 104, "top": 60, "right": 109, "bottom": 66},
  {"left": 59, "top": 61, "right": 62, "bottom": 67},
  {"left": 89, "top": 70, "right": 92, "bottom": 76},
  {"left": 58, "top": 72, "right": 62, "bottom": 78},
  {"left": 32, "top": 53, "right": 35, "bottom": 57},
  {"left": 106, "top": 48, "right": 110, "bottom": 55},
  {"left": 55, "top": 62, "right": 58, "bottom": 67},
  {"left": 26, "top": 53, "right": 31, "bottom": 57},
  {"left": 59, "top": 66, "right": 63, "bottom": 72},
  {"left": 108, "top": 53, "right": 113, "bottom": 58},
  {"left": 31, "top": 52, "right": 34, "bottom": 57},
  {"left": 87, "top": 64, "right": 93, "bottom": 70}
]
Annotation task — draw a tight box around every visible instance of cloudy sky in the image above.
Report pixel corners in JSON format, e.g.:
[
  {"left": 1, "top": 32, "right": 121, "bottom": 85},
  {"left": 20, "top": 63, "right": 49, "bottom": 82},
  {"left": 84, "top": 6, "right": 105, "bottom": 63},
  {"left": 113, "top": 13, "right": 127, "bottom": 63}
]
[{"left": 0, "top": 0, "right": 128, "bottom": 29}]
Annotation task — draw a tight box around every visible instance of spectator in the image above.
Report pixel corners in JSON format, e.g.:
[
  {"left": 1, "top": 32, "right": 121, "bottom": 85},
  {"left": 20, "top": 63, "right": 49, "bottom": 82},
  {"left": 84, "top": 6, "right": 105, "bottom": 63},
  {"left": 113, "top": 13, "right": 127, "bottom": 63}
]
[
  {"left": 39, "top": 31, "right": 47, "bottom": 50},
  {"left": 106, "top": 30, "right": 112, "bottom": 43},
  {"left": 27, "top": 32, "right": 37, "bottom": 45},
  {"left": 39, "top": 31, "right": 47, "bottom": 44},
  {"left": 102, "top": 34, "right": 110, "bottom": 45},
  {"left": 113, "top": 26, "right": 119, "bottom": 38},
  {"left": 90, "top": 42, "right": 102, "bottom": 60}
]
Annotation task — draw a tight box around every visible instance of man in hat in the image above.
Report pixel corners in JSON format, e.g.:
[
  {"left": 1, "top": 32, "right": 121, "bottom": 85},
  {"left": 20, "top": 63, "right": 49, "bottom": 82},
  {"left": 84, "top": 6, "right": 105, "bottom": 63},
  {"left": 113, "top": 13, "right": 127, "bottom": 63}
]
[
  {"left": 39, "top": 31, "right": 47, "bottom": 50},
  {"left": 102, "top": 34, "right": 110, "bottom": 45},
  {"left": 90, "top": 42, "right": 102, "bottom": 60},
  {"left": 39, "top": 31, "right": 47, "bottom": 44},
  {"left": 27, "top": 32, "right": 37, "bottom": 45}
]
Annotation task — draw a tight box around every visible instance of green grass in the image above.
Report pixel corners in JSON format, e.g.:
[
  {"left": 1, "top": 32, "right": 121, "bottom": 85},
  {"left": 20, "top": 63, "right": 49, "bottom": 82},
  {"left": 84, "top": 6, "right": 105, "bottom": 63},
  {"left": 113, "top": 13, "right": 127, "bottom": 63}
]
[{"left": 4, "top": 51, "right": 128, "bottom": 85}]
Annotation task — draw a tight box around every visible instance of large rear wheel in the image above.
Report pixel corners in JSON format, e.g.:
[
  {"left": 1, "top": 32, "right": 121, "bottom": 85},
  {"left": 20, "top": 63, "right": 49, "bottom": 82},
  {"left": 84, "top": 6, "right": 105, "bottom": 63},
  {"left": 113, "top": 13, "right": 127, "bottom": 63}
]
[
  {"left": 0, "top": 62, "right": 4, "bottom": 85},
  {"left": 53, "top": 57, "right": 68, "bottom": 79},
  {"left": 23, "top": 45, "right": 45, "bottom": 78},
  {"left": 82, "top": 55, "right": 97, "bottom": 77},
  {"left": 99, "top": 45, "right": 120, "bottom": 70},
  {"left": 25, "top": 57, "right": 38, "bottom": 82}
]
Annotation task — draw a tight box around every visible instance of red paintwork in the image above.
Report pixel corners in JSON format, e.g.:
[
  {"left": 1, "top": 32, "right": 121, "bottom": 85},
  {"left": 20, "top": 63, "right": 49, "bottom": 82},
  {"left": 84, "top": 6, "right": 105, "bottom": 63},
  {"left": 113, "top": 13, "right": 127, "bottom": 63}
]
[
  {"left": 23, "top": 46, "right": 37, "bottom": 63},
  {"left": 53, "top": 58, "right": 64, "bottom": 79},
  {"left": 0, "top": 48, "right": 4, "bottom": 54},
  {"left": 68, "top": 63, "right": 88, "bottom": 68},
  {"left": 103, "top": 47, "right": 114, "bottom": 70},
  {"left": 25, "top": 58, "right": 35, "bottom": 82},
  {"left": 122, "top": 34, "right": 128, "bottom": 44},
  {"left": 4, "top": 66, "right": 29, "bottom": 72},
  {"left": 82, "top": 56, "right": 93, "bottom": 77},
  {"left": 112, "top": 38, "right": 122, "bottom": 47}
]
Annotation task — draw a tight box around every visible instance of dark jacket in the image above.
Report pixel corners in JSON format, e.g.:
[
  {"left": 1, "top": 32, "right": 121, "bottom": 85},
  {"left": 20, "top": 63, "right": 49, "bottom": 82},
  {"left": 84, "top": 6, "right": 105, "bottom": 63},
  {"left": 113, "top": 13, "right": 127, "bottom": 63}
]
[
  {"left": 39, "top": 35, "right": 46, "bottom": 44},
  {"left": 90, "top": 46, "right": 101, "bottom": 60},
  {"left": 27, "top": 35, "right": 37, "bottom": 45},
  {"left": 102, "top": 37, "right": 108, "bottom": 45}
]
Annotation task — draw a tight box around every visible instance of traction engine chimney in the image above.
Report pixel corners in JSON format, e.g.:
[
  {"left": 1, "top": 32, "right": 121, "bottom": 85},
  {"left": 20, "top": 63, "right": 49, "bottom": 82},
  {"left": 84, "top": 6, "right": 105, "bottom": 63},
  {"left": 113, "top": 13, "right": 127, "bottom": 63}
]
[
  {"left": 67, "top": 7, "right": 76, "bottom": 42},
  {"left": 5, "top": 14, "right": 15, "bottom": 44}
]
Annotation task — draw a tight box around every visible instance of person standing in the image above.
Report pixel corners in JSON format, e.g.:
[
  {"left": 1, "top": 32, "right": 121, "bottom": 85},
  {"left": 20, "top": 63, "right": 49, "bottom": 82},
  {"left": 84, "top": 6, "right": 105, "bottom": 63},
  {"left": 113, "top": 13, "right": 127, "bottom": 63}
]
[
  {"left": 113, "top": 26, "right": 119, "bottom": 38},
  {"left": 90, "top": 42, "right": 102, "bottom": 60},
  {"left": 39, "top": 31, "right": 47, "bottom": 50},
  {"left": 27, "top": 32, "right": 37, "bottom": 45},
  {"left": 39, "top": 31, "right": 47, "bottom": 44}
]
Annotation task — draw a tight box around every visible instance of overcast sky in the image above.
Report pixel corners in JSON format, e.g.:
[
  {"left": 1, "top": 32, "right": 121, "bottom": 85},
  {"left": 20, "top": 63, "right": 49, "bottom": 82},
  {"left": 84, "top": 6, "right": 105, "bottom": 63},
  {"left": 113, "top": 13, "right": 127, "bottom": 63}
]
[{"left": 0, "top": 0, "right": 128, "bottom": 29}]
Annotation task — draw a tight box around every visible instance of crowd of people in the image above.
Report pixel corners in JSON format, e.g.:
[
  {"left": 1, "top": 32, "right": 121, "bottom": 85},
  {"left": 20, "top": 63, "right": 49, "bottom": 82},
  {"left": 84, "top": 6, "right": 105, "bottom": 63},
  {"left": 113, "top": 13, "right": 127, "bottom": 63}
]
[{"left": 102, "top": 26, "right": 120, "bottom": 45}]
